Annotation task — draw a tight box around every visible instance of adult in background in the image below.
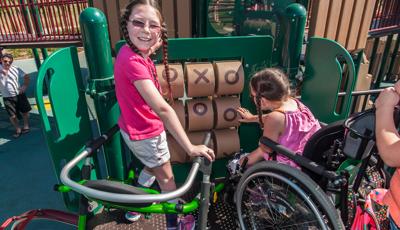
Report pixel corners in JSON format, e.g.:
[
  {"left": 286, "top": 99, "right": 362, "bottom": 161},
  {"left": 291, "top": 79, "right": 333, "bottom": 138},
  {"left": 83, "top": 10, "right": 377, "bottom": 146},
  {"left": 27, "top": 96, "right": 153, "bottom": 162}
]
[{"left": 0, "top": 53, "right": 31, "bottom": 138}]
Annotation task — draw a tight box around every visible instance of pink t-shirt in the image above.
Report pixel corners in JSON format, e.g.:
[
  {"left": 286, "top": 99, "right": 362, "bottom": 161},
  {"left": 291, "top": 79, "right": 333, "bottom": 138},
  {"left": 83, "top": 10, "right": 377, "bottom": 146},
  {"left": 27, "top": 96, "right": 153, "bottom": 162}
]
[{"left": 114, "top": 45, "right": 164, "bottom": 140}]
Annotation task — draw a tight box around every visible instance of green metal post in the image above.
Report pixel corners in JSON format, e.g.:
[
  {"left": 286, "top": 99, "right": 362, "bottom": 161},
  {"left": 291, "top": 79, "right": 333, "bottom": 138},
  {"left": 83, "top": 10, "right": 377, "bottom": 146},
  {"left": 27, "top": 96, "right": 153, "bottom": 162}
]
[
  {"left": 281, "top": 3, "right": 307, "bottom": 81},
  {"left": 29, "top": 0, "right": 44, "bottom": 36},
  {"left": 80, "top": 8, "right": 124, "bottom": 180},
  {"left": 41, "top": 48, "right": 49, "bottom": 59},
  {"left": 196, "top": 0, "right": 207, "bottom": 37},
  {"left": 368, "top": 37, "right": 380, "bottom": 74},
  {"left": 387, "top": 32, "right": 400, "bottom": 79},
  {"left": 32, "top": 48, "right": 41, "bottom": 69},
  {"left": 29, "top": 0, "right": 49, "bottom": 62},
  {"left": 19, "top": 0, "right": 41, "bottom": 70},
  {"left": 374, "top": 34, "right": 393, "bottom": 89}
]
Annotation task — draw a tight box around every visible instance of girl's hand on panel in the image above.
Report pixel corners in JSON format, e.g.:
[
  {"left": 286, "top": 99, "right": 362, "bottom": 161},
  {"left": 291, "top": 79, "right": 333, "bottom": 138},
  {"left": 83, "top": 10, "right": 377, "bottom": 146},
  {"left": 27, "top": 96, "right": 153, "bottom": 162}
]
[
  {"left": 188, "top": 145, "right": 215, "bottom": 162},
  {"left": 236, "top": 107, "right": 256, "bottom": 123}
]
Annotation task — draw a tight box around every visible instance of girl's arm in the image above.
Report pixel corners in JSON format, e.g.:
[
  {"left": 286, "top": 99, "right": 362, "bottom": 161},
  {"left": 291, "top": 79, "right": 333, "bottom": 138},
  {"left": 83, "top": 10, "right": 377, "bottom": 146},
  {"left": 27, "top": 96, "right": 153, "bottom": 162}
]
[
  {"left": 134, "top": 80, "right": 214, "bottom": 161},
  {"left": 255, "top": 111, "right": 285, "bottom": 155},
  {"left": 236, "top": 107, "right": 258, "bottom": 123},
  {"left": 375, "top": 87, "right": 400, "bottom": 167}
]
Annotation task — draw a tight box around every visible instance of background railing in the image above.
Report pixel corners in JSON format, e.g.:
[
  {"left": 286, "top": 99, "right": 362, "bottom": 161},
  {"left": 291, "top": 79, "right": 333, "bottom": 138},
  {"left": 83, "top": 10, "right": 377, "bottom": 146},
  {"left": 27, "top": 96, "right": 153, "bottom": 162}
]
[
  {"left": 366, "top": 0, "right": 400, "bottom": 89},
  {"left": 0, "top": 0, "right": 88, "bottom": 47},
  {"left": 369, "top": 0, "right": 400, "bottom": 35}
]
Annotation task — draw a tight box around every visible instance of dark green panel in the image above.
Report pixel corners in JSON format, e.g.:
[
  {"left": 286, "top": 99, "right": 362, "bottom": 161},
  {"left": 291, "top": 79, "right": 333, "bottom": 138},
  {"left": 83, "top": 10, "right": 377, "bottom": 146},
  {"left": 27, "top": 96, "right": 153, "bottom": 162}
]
[
  {"left": 35, "top": 47, "right": 94, "bottom": 211},
  {"left": 302, "top": 37, "right": 357, "bottom": 123}
]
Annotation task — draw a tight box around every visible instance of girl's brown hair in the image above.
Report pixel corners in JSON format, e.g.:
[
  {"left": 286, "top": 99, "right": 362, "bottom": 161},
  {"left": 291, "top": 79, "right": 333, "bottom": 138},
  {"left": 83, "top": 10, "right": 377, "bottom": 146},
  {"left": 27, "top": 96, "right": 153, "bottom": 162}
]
[
  {"left": 250, "top": 68, "right": 290, "bottom": 128},
  {"left": 121, "top": 0, "right": 173, "bottom": 103}
]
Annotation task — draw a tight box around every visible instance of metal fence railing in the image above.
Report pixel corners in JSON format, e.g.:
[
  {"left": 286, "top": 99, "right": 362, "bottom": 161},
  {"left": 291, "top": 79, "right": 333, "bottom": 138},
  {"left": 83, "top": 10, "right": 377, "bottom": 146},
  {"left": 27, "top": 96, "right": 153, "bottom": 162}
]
[
  {"left": 0, "top": 0, "right": 88, "bottom": 48},
  {"left": 370, "top": 0, "right": 400, "bottom": 35}
]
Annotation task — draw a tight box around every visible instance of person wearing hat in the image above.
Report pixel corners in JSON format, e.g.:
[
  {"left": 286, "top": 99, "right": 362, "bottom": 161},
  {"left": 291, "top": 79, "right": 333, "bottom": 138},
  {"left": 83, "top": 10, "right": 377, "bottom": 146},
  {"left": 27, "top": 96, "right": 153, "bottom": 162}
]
[{"left": 0, "top": 53, "right": 31, "bottom": 138}]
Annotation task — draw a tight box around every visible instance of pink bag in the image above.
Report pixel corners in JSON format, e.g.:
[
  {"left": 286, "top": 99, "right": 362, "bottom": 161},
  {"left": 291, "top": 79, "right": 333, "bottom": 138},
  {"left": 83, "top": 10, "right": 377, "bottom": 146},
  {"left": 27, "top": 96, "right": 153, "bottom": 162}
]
[{"left": 351, "top": 188, "right": 390, "bottom": 230}]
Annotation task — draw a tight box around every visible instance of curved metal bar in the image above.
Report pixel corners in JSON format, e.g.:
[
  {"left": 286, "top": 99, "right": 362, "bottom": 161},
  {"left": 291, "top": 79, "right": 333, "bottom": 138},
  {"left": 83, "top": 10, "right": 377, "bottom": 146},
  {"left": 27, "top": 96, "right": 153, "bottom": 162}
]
[{"left": 60, "top": 149, "right": 202, "bottom": 204}]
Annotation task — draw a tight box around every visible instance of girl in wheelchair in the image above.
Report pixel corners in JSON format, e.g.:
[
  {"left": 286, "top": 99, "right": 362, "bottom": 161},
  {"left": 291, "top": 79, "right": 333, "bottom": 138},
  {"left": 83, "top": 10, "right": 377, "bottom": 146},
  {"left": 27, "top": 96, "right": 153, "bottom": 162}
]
[
  {"left": 229, "top": 67, "right": 321, "bottom": 173},
  {"left": 375, "top": 80, "right": 400, "bottom": 229}
]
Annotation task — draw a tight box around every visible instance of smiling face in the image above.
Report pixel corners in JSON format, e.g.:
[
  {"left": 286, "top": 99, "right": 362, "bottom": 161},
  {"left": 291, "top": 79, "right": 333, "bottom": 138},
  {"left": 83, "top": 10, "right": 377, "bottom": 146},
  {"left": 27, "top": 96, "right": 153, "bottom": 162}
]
[{"left": 127, "top": 4, "right": 161, "bottom": 54}]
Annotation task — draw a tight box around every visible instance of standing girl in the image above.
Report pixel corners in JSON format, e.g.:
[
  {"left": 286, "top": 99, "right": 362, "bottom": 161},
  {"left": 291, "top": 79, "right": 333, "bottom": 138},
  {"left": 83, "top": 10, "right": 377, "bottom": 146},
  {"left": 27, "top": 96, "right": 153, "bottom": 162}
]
[
  {"left": 230, "top": 68, "right": 321, "bottom": 171},
  {"left": 115, "top": 0, "right": 214, "bottom": 228}
]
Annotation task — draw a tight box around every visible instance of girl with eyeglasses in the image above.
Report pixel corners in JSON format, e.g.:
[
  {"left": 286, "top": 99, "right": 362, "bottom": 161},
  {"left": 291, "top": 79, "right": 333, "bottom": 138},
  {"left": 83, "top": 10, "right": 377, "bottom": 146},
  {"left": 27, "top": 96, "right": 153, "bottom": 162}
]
[{"left": 115, "top": 1, "right": 215, "bottom": 228}]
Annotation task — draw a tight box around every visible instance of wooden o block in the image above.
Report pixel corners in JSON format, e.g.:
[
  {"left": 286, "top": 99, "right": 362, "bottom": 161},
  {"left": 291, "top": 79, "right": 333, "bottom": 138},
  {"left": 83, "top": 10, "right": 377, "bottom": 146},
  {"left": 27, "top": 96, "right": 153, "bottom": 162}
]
[
  {"left": 187, "top": 131, "right": 215, "bottom": 161},
  {"left": 213, "top": 129, "right": 240, "bottom": 159},
  {"left": 214, "top": 61, "right": 244, "bottom": 96},
  {"left": 185, "top": 62, "right": 215, "bottom": 97},
  {"left": 213, "top": 97, "right": 240, "bottom": 129},
  {"left": 171, "top": 100, "right": 186, "bottom": 129},
  {"left": 187, "top": 99, "right": 214, "bottom": 131},
  {"left": 168, "top": 131, "right": 215, "bottom": 163},
  {"left": 167, "top": 134, "right": 189, "bottom": 164},
  {"left": 155, "top": 63, "right": 185, "bottom": 99},
  {"left": 188, "top": 131, "right": 214, "bottom": 148}
]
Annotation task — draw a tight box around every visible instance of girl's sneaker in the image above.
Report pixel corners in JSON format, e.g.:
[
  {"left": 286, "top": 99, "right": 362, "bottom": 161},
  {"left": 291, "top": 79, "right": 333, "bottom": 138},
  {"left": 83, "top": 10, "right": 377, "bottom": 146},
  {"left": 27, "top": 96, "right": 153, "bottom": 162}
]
[
  {"left": 178, "top": 215, "right": 195, "bottom": 230},
  {"left": 125, "top": 211, "right": 141, "bottom": 222},
  {"left": 227, "top": 152, "right": 249, "bottom": 175}
]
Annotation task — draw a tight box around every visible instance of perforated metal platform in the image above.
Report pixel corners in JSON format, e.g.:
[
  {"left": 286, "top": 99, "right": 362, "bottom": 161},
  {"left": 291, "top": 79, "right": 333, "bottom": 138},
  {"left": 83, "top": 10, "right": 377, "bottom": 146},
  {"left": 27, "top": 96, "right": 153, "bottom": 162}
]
[{"left": 87, "top": 196, "right": 239, "bottom": 230}]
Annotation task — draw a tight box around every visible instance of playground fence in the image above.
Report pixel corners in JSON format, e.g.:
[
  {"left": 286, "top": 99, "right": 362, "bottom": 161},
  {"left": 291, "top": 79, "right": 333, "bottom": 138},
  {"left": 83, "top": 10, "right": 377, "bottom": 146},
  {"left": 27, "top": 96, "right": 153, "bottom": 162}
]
[{"left": 0, "top": 0, "right": 88, "bottom": 48}]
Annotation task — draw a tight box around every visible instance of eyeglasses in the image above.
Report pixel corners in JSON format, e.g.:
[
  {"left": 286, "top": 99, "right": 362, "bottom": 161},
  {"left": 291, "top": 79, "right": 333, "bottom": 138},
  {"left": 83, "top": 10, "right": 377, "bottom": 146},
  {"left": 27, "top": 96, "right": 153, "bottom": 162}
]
[{"left": 128, "top": 19, "right": 161, "bottom": 33}]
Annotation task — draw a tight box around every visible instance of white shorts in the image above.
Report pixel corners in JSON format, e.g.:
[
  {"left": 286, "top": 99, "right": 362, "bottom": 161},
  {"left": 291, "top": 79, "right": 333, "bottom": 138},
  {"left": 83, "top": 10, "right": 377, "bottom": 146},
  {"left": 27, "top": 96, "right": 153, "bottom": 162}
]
[{"left": 121, "top": 130, "right": 171, "bottom": 168}]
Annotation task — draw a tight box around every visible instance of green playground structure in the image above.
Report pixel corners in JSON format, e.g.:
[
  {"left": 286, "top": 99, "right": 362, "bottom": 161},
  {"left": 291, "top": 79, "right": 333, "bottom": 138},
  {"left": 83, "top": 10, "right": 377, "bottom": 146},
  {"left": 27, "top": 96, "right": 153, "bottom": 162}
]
[
  {"left": 30, "top": 6, "right": 359, "bottom": 229},
  {"left": 2, "top": 1, "right": 399, "bottom": 229}
]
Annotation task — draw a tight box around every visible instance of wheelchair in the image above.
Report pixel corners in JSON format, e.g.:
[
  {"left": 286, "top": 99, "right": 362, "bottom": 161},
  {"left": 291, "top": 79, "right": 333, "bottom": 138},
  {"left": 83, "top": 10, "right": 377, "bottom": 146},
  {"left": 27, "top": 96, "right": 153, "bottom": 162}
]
[{"left": 232, "top": 106, "right": 399, "bottom": 229}]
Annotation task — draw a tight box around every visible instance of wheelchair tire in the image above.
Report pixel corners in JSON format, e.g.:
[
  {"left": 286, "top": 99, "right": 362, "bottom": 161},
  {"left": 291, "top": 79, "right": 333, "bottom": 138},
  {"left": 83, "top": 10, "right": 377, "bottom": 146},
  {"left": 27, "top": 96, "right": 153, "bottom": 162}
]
[{"left": 235, "top": 161, "right": 345, "bottom": 230}]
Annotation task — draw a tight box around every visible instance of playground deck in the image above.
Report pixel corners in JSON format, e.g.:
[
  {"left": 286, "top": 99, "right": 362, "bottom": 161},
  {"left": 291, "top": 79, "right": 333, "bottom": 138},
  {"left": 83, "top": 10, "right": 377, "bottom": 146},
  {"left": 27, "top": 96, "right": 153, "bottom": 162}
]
[
  {"left": 0, "top": 96, "right": 75, "bottom": 229},
  {"left": 0, "top": 58, "right": 76, "bottom": 229}
]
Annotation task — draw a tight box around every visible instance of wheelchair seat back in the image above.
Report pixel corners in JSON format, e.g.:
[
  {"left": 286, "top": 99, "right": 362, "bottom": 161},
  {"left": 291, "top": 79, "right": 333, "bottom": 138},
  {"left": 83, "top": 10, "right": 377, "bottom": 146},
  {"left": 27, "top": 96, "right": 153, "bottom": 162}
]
[
  {"left": 342, "top": 106, "right": 400, "bottom": 160},
  {"left": 302, "top": 120, "right": 345, "bottom": 183},
  {"left": 303, "top": 119, "right": 345, "bottom": 163}
]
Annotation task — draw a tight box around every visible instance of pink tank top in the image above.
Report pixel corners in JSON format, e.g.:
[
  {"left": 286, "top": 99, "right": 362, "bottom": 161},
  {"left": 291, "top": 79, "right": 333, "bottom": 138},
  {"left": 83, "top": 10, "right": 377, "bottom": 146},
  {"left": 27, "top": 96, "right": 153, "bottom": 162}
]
[{"left": 264, "top": 99, "right": 321, "bottom": 168}]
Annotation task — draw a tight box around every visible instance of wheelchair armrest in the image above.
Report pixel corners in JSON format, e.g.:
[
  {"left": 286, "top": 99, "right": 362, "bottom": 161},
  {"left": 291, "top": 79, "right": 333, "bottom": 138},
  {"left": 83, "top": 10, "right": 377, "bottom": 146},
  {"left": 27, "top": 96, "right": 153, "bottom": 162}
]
[{"left": 259, "top": 136, "right": 338, "bottom": 180}]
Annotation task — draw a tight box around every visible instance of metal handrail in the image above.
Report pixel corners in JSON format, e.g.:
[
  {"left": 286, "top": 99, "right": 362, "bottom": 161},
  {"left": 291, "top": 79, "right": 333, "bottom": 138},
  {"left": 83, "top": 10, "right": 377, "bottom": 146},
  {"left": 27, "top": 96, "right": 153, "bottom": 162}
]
[{"left": 60, "top": 129, "right": 211, "bottom": 204}]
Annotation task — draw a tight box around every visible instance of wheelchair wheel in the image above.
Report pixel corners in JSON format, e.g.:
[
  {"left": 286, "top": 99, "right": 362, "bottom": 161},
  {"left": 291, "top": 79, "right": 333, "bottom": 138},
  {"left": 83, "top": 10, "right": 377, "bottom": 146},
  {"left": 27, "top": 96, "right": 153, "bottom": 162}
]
[{"left": 236, "top": 161, "right": 344, "bottom": 230}]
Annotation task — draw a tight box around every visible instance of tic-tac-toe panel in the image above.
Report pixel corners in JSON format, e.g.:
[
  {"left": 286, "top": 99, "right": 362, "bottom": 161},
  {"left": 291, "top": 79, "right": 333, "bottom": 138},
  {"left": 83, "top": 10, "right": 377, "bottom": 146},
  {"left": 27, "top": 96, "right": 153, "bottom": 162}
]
[
  {"left": 147, "top": 36, "right": 274, "bottom": 165},
  {"left": 156, "top": 60, "right": 245, "bottom": 162}
]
